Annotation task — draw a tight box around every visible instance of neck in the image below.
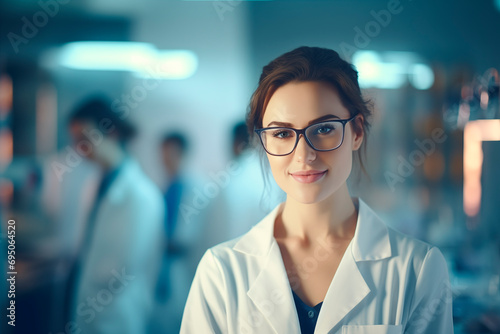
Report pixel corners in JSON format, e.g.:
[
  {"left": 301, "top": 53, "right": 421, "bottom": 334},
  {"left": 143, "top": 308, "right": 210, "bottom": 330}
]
[{"left": 277, "top": 184, "right": 358, "bottom": 245}]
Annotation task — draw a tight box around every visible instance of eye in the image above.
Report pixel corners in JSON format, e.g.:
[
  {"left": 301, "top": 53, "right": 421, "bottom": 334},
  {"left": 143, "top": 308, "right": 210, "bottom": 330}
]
[
  {"left": 317, "top": 126, "right": 332, "bottom": 134},
  {"left": 271, "top": 129, "right": 294, "bottom": 139},
  {"left": 313, "top": 123, "right": 336, "bottom": 135}
]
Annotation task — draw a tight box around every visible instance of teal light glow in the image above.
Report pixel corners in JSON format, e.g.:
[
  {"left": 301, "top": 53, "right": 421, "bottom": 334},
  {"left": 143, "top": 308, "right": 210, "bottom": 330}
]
[
  {"left": 352, "top": 51, "right": 383, "bottom": 88},
  {"left": 58, "top": 42, "right": 198, "bottom": 79},
  {"left": 353, "top": 51, "right": 433, "bottom": 90},
  {"left": 409, "top": 64, "right": 435, "bottom": 90}
]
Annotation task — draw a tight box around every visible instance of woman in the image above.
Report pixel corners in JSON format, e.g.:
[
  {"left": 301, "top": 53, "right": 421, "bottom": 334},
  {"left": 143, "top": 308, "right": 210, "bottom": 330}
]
[{"left": 180, "top": 47, "right": 453, "bottom": 334}]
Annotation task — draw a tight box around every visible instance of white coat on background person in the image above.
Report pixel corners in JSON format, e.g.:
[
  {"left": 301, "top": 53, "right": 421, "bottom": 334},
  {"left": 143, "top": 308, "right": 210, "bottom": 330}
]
[
  {"left": 180, "top": 197, "right": 453, "bottom": 334},
  {"left": 221, "top": 148, "right": 284, "bottom": 241},
  {"left": 73, "top": 158, "right": 164, "bottom": 334}
]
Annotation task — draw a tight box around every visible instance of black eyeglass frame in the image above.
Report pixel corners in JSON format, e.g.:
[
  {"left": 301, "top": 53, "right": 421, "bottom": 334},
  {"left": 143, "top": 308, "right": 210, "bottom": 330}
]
[{"left": 254, "top": 114, "right": 359, "bottom": 156}]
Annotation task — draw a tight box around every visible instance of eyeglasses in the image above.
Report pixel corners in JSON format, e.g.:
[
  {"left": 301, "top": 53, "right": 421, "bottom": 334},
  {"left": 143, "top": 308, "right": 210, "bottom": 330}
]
[{"left": 254, "top": 114, "right": 358, "bottom": 156}]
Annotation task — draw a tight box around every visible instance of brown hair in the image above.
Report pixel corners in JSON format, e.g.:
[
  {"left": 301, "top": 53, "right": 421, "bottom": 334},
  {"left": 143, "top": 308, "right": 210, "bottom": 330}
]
[
  {"left": 69, "top": 95, "right": 136, "bottom": 144},
  {"left": 246, "top": 46, "right": 372, "bottom": 176}
]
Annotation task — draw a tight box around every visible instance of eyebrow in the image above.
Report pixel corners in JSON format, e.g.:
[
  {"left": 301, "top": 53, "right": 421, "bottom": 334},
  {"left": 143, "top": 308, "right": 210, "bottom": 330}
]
[{"left": 266, "top": 114, "right": 340, "bottom": 128}]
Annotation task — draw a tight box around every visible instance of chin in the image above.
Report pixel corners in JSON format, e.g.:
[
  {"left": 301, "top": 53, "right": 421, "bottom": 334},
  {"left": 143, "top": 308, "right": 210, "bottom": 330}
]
[
  {"left": 290, "top": 179, "right": 348, "bottom": 205},
  {"left": 289, "top": 188, "right": 329, "bottom": 205}
]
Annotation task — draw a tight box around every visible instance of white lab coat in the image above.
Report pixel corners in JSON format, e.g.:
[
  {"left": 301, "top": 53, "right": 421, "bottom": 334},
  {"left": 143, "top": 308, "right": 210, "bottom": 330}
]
[
  {"left": 74, "top": 158, "right": 164, "bottom": 334},
  {"left": 180, "top": 198, "right": 454, "bottom": 334}
]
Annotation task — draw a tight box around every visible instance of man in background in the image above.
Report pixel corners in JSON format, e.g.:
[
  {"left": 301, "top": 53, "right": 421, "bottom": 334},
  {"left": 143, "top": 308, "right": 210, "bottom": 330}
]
[{"left": 66, "top": 96, "right": 164, "bottom": 334}]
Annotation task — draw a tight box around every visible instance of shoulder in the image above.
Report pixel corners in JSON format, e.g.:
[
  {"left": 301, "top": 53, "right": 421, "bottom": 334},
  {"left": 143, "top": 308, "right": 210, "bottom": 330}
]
[
  {"left": 386, "top": 225, "right": 448, "bottom": 278},
  {"left": 122, "top": 160, "right": 162, "bottom": 199},
  {"left": 203, "top": 236, "right": 245, "bottom": 266},
  {"left": 355, "top": 198, "right": 444, "bottom": 271},
  {"left": 387, "top": 226, "right": 432, "bottom": 256},
  {"left": 190, "top": 236, "right": 246, "bottom": 292},
  {"left": 195, "top": 223, "right": 264, "bottom": 277},
  {"left": 109, "top": 160, "right": 163, "bottom": 218}
]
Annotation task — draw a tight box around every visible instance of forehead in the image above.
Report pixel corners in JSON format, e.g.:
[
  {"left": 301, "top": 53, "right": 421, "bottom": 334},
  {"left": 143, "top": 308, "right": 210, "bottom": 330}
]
[{"left": 262, "top": 81, "right": 349, "bottom": 127}]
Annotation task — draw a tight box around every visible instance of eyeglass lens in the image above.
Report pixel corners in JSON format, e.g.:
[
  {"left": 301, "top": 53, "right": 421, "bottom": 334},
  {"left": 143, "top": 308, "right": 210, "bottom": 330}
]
[{"left": 259, "top": 121, "right": 344, "bottom": 155}]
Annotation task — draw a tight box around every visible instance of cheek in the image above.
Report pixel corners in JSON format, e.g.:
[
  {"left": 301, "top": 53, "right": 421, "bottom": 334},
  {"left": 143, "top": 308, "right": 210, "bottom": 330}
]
[
  {"left": 267, "top": 155, "right": 289, "bottom": 188},
  {"left": 326, "top": 147, "right": 354, "bottom": 181}
]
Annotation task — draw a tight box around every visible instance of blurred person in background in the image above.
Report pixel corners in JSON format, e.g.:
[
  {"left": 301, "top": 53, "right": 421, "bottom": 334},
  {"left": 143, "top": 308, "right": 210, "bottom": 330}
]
[
  {"left": 161, "top": 132, "right": 189, "bottom": 260},
  {"left": 221, "top": 121, "right": 284, "bottom": 240},
  {"left": 65, "top": 96, "right": 164, "bottom": 334},
  {"left": 155, "top": 132, "right": 190, "bottom": 304},
  {"left": 152, "top": 131, "right": 217, "bottom": 333}
]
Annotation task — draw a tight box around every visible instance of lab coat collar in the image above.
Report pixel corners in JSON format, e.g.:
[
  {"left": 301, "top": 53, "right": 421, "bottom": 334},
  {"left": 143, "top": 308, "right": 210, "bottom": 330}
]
[
  {"left": 233, "top": 197, "right": 392, "bottom": 262},
  {"left": 233, "top": 197, "right": 393, "bottom": 333},
  {"left": 103, "top": 158, "right": 140, "bottom": 204}
]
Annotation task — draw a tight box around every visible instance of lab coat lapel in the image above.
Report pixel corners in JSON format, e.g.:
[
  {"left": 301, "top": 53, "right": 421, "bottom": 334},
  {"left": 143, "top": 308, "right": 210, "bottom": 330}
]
[
  {"left": 234, "top": 204, "right": 301, "bottom": 334},
  {"left": 247, "top": 241, "right": 301, "bottom": 333},
  {"left": 99, "top": 159, "right": 133, "bottom": 208},
  {"left": 314, "top": 241, "right": 371, "bottom": 333},
  {"left": 316, "top": 198, "right": 393, "bottom": 333}
]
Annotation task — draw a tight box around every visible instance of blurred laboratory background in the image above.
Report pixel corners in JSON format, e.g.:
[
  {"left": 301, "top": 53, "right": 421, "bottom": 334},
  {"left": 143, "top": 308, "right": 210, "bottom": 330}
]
[{"left": 0, "top": 0, "right": 500, "bottom": 333}]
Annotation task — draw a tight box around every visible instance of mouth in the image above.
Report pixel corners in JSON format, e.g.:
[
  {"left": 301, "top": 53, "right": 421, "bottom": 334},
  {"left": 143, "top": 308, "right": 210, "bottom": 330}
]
[{"left": 289, "top": 170, "right": 327, "bottom": 184}]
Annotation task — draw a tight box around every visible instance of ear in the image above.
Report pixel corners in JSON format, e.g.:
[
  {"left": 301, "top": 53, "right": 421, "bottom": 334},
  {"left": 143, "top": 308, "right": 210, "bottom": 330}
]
[{"left": 351, "top": 115, "right": 364, "bottom": 151}]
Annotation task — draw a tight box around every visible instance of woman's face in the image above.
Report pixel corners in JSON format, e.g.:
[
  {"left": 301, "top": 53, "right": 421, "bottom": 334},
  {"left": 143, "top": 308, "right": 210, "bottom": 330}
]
[{"left": 262, "top": 81, "right": 363, "bottom": 204}]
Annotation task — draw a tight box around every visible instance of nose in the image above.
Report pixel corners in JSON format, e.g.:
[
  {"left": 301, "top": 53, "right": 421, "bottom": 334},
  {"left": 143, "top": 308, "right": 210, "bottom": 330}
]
[{"left": 293, "top": 134, "right": 316, "bottom": 163}]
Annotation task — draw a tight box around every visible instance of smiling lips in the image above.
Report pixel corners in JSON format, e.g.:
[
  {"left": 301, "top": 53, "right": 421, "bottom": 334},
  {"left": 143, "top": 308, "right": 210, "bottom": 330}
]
[{"left": 290, "top": 170, "right": 327, "bottom": 183}]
